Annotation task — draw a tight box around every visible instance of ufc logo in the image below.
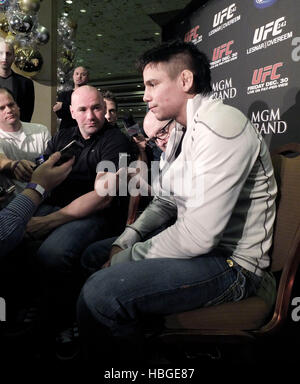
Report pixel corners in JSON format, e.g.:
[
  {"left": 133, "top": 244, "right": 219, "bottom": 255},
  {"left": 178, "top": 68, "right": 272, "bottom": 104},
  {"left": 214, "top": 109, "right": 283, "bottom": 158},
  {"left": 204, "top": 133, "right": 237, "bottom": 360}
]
[
  {"left": 251, "top": 63, "right": 283, "bottom": 85},
  {"left": 253, "top": 17, "right": 285, "bottom": 44},
  {"left": 212, "top": 41, "right": 234, "bottom": 61},
  {"left": 184, "top": 26, "right": 199, "bottom": 42},
  {"left": 213, "top": 3, "right": 236, "bottom": 27}
]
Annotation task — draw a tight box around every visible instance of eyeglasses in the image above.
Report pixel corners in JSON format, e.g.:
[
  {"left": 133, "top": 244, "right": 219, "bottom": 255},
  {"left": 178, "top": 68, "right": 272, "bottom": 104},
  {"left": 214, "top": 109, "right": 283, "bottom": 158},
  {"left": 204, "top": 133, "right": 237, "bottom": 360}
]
[{"left": 147, "top": 119, "right": 174, "bottom": 146}]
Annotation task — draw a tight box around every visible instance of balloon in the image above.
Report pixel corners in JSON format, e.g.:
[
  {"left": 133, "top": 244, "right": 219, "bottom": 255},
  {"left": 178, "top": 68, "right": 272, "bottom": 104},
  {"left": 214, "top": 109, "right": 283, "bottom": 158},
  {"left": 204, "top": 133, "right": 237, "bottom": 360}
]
[
  {"left": 0, "top": 13, "right": 9, "bottom": 37},
  {"left": 58, "top": 56, "right": 73, "bottom": 74},
  {"left": 5, "top": 31, "right": 16, "bottom": 45},
  {"left": 14, "top": 46, "right": 43, "bottom": 77},
  {"left": 0, "top": 0, "right": 9, "bottom": 13},
  {"left": 18, "top": 0, "right": 41, "bottom": 14},
  {"left": 57, "top": 16, "right": 76, "bottom": 40},
  {"left": 34, "top": 24, "right": 49, "bottom": 45},
  {"left": 8, "top": 12, "right": 36, "bottom": 35},
  {"left": 62, "top": 47, "right": 75, "bottom": 62},
  {"left": 14, "top": 34, "right": 33, "bottom": 48},
  {"left": 57, "top": 16, "right": 78, "bottom": 88}
]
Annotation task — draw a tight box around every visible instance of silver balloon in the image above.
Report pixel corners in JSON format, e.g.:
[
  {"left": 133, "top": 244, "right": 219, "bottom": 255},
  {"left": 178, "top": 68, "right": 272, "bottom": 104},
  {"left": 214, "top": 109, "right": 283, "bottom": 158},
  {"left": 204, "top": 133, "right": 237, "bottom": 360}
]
[
  {"left": 8, "top": 11, "right": 36, "bottom": 35},
  {"left": 57, "top": 16, "right": 76, "bottom": 41},
  {"left": 15, "top": 34, "right": 33, "bottom": 47},
  {"left": 34, "top": 24, "right": 49, "bottom": 45}
]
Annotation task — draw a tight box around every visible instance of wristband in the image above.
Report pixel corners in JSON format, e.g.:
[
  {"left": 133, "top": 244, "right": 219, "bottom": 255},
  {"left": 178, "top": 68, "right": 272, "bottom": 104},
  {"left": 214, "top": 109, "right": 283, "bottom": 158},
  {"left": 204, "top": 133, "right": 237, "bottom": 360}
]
[{"left": 25, "top": 182, "right": 48, "bottom": 199}]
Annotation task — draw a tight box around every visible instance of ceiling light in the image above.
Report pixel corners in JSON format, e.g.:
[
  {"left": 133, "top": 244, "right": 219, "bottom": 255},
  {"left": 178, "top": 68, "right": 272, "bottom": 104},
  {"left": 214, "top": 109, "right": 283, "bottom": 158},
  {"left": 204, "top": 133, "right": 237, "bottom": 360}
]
[
  {"left": 62, "top": 12, "right": 68, "bottom": 16},
  {"left": 80, "top": 9, "right": 86, "bottom": 13},
  {"left": 137, "top": 85, "right": 141, "bottom": 88},
  {"left": 97, "top": 34, "right": 103, "bottom": 37},
  {"left": 86, "top": 48, "right": 91, "bottom": 51},
  {"left": 65, "top": 0, "right": 73, "bottom": 4},
  {"left": 154, "top": 32, "right": 160, "bottom": 35}
]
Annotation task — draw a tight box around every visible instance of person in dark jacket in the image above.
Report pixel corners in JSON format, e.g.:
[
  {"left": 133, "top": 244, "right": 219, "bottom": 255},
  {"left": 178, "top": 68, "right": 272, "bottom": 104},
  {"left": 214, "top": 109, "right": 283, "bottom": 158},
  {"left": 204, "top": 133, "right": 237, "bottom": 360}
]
[
  {"left": 53, "top": 66, "right": 89, "bottom": 130},
  {"left": 0, "top": 38, "right": 35, "bottom": 122}
]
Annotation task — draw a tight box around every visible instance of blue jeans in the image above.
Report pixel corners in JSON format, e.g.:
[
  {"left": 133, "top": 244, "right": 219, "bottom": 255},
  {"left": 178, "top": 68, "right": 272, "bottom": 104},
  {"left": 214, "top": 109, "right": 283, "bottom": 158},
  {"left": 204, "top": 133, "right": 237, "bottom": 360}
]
[
  {"left": 34, "top": 204, "right": 113, "bottom": 333},
  {"left": 35, "top": 204, "right": 112, "bottom": 273},
  {"left": 78, "top": 241, "right": 262, "bottom": 362},
  {"left": 81, "top": 236, "right": 118, "bottom": 276}
]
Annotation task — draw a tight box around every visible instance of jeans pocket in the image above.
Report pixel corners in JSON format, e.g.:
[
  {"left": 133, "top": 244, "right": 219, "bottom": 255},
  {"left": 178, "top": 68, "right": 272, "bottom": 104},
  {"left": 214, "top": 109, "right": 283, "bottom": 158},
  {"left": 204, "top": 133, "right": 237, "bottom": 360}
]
[{"left": 203, "top": 266, "right": 247, "bottom": 307}]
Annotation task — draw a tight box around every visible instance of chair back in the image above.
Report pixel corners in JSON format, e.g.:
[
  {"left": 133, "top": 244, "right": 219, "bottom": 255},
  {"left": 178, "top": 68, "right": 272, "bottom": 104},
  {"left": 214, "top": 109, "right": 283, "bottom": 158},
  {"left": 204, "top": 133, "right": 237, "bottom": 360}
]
[{"left": 270, "top": 143, "right": 300, "bottom": 272}]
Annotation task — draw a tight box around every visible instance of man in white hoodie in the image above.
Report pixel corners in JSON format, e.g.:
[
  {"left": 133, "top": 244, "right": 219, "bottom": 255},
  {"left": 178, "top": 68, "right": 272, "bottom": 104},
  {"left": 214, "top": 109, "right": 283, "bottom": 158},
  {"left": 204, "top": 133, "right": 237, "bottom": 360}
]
[
  {"left": 77, "top": 41, "right": 277, "bottom": 363},
  {"left": 80, "top": 110, "right": 181, "bottom": 273}
]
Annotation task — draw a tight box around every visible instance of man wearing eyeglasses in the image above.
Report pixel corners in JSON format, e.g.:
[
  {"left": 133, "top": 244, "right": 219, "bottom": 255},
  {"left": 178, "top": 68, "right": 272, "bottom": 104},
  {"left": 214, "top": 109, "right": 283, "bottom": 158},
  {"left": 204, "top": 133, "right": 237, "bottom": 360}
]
[
  {"left": 78, "top": 41, "right": 277, "bottom": 364},
  {"left": 143, "top": 113, "right": 175, "bottom": 152}
]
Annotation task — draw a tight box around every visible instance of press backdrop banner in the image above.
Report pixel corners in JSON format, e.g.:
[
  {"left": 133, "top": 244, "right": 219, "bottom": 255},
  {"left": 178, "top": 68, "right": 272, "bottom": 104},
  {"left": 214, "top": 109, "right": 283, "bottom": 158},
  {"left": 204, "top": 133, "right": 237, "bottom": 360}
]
[{"left": 163, "top": 0, "right": 300, "bottom": 151}]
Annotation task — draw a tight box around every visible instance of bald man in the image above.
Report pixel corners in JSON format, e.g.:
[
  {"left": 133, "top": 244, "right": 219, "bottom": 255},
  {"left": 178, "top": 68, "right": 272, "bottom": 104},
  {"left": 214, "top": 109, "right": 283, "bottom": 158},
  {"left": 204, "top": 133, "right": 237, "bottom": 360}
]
[
  {"left": 142, "top": 110, "right": 176, "bottom": 152},
  {"left": 53, "top": 66, "right": 89, "bottom": 130},
  {"left": 26, "top": 86, "right": 133, "bottom": 350}
]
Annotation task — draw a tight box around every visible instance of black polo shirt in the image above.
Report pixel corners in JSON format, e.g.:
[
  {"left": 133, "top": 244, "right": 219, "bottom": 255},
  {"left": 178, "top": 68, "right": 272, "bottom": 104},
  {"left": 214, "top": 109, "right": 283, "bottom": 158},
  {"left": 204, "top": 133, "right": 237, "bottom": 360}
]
[{"left": 44, "top": 121, "right": 133, "bottom": 208}]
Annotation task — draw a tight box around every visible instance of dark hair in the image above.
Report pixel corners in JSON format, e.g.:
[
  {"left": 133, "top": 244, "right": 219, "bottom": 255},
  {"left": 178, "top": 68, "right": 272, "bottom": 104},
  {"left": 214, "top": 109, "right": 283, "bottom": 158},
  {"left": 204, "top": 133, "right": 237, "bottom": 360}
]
[
  {"left": 100, "top": 90, "right": 118, "bottom": 110},
  {"left": 137, "top": 40, "right": 212, "bottom": 95},
  {"left": 0, "top": 87, "right": 16, "bottom": 101}
]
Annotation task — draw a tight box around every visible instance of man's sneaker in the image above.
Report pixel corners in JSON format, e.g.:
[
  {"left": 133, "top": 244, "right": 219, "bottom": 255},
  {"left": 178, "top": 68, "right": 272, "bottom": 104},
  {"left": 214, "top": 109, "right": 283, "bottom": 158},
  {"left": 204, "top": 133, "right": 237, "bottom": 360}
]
[{"left": 55, "top": 323, "right": 80, "bottom": 361}]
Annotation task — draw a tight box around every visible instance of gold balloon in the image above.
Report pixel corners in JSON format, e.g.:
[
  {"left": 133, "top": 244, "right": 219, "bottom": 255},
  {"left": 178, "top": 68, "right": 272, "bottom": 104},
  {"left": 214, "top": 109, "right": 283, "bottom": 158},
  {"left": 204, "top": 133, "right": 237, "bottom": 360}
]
[
  {"left": 13, "top": 46, "right": 43, "bottom": 77},
  {"left": 0, "top": 13, "right": 9, "bottom": 38},
  {"left": 18, "top": 0, "right": 41, "bottom": 13},
  {"left": 5, "top": 32, "right": 16, "bottom": 45}
]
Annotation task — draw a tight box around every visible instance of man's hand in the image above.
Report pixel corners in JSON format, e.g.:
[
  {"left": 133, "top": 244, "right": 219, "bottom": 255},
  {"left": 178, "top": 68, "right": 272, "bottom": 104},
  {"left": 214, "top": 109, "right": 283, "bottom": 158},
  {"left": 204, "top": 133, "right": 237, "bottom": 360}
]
[
  {"left": 12, "top": 159, "right": 35, "bottom": 182},
  {"left": 101, "top": 245, "right": 123, "bottom": 269},
  {"left": 53, "top": 102, "right": 62, "bottom": 113},
  {"left": 26, "top": 214, "right": 57, "bottom": 239},
  {"left": 133, "top": 134, "right": 147, "bottom": 153},
  {"left": 31, "top": 152, "right": 74, "bottom": 192}
]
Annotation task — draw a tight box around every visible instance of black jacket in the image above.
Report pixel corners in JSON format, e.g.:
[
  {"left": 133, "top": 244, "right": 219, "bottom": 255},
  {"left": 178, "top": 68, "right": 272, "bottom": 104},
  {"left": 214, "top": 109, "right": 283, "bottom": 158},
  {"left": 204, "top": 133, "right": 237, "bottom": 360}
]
[{"left": 11, "top": 70, "right": 35, "bottom": 122}]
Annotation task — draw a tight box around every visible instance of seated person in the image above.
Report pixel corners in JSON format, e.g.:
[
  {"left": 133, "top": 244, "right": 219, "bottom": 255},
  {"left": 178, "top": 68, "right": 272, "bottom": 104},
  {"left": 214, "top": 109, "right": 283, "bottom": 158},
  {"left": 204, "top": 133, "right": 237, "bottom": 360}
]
[
  {"left": 133, "top": 110, "right": 177, "bottom": 159},
  {"left": 101, "top": 90, "right": 118, "bottom": 128},
  {"left": 81, "top": 110, "right": 181, "bottom": 273},
  {"left": 77, "top": 41, "right": 277, "bottom": 364},
  {"left": 0, "top": 152, "right": 74, "bottom": 322},
  {"left": 0, "top": 87, "right": 50, "bottom": 205},
  {"left": 25, "top": 85, "right": 133, "bottom": 353},
  {"left": 0, "top": 153, "right": 73, "bottom": 257}
]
